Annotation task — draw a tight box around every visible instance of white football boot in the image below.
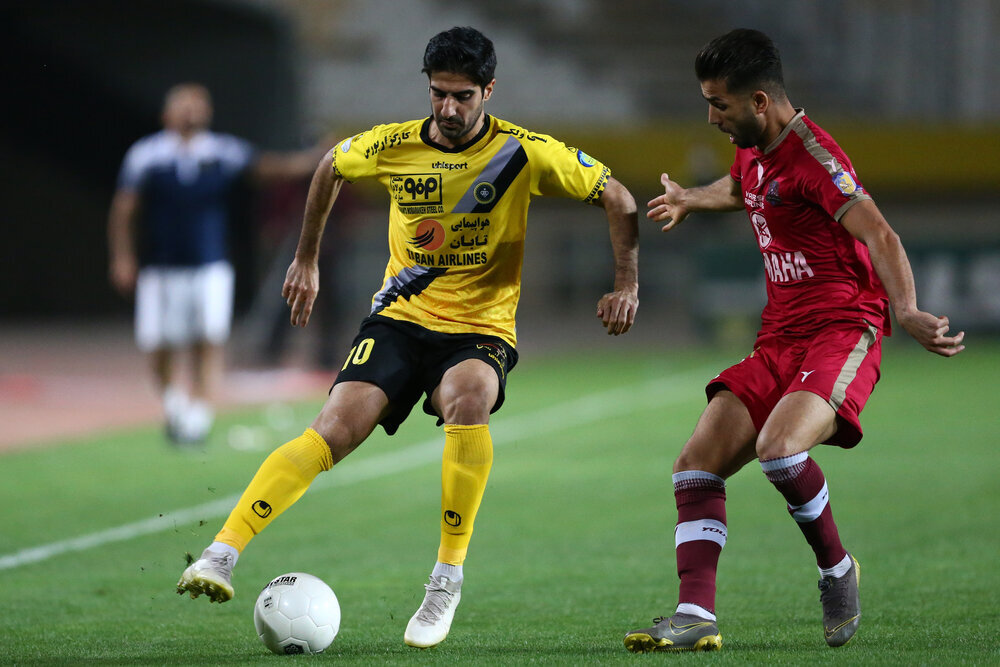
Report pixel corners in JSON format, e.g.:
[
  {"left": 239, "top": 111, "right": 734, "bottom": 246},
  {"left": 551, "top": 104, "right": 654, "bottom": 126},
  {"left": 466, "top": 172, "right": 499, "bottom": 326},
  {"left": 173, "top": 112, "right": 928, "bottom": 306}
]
[
  {"left": 404, "top": 575, "right": 462, "bottom": 648},
  {"left": 176, "top": 547, "right": 235, "bottom": 602}
]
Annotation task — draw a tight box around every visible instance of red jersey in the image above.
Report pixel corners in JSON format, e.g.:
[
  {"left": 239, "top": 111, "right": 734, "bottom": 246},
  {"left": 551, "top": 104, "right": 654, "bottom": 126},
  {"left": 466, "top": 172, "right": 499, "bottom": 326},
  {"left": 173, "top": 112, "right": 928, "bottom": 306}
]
[{"left": 730, "top": 110, "right": 890, "bottom": 336}]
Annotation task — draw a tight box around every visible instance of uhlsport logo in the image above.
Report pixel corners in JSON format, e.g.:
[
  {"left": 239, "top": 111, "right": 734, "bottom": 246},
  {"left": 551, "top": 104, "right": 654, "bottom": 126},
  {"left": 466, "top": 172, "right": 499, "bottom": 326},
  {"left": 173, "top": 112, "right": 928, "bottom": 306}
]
[
  {"left": 252, "top": 499, "right": 273, "bottom": 518},
  {"left": 410, "top": 219, "right": 445, "bottom": 251},
  {"left": 444, "top": 510, "right": 462, "bottom": 527}
]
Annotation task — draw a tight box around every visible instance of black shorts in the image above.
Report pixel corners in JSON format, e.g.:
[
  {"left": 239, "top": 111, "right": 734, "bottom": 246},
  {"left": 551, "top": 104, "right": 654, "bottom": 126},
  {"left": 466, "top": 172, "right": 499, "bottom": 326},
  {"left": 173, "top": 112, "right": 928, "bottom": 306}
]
[{"left": 333, "top": 315, "right": 518, "bottom": 435}]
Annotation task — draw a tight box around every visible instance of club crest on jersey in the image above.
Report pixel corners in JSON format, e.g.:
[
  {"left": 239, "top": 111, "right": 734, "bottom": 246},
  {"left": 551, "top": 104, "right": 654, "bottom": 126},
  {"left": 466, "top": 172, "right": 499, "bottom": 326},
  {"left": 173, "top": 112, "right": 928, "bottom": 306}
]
[
  {"left": 473, "top": 181, "right": 496, "bottom": 205},
  {"left": 576, "top": 150, "right": 596, "bottom": 167},
  {"left": 751, "top": 211, "right": 772, "bottom": 249},
  {"left": 765, "top": 179, "right": 782, "bottom": 206},
  {"left": 833, "top": 170, "right": 859, "bottom": 196}
]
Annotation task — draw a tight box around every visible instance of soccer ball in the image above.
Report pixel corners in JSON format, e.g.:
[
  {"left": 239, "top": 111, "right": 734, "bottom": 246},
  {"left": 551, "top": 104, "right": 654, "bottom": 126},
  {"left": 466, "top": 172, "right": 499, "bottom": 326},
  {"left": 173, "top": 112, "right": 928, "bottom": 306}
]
[{"left": 253, "top": 572, "right": 340, "bottom": 654}]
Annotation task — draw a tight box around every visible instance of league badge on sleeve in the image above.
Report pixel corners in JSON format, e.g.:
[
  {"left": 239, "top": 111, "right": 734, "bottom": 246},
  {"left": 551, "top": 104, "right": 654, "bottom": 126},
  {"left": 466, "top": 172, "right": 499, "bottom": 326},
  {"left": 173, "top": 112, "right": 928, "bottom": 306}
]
[
  {"left": 576, "top": 150, "right": 596, "bottom": 167},
  {"left": 832, "top": 170, "right": 859, "bottom": 196}
]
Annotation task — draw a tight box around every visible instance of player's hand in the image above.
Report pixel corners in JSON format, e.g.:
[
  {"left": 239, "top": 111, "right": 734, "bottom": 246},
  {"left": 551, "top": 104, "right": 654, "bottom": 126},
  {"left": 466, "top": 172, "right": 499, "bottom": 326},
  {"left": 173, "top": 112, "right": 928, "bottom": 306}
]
[
  {"left": 596, "top": 287, "right": 638, "bottom": 336},
  {"left": 896, "top": 309, "right": 966, "bottom": 357},
  {"left": 647, "top": 173, "right": 690, "bottom": 232},
  {"left": 282, "top": 257, "right": 320, "bottom": 327},
  {"left": 109, "top": 255, "right": 137, "bottom": 296}
]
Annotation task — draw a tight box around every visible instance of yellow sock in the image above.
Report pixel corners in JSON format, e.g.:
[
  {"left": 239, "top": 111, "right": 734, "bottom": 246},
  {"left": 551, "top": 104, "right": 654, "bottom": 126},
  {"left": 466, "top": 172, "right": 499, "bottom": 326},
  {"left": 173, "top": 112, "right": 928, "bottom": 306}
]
[
  {"left": 438, "top": 424, "right": 493, "bottom": 565},
  {"left": 215, "top": 428, "right": 332, "bottom": 552}
]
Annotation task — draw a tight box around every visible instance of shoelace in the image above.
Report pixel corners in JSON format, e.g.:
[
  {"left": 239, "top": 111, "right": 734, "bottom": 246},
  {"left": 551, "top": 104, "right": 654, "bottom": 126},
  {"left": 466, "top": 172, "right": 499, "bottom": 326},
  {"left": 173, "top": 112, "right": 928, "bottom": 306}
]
[
  {"left": 415, "top": 577, "right": 456, "bottom": 623},
  {"left": 818, "top": 576, "right": 849, "bottom": 611},
  {"left": 205, "top": 551, "right": 234, "bottom": 578}
]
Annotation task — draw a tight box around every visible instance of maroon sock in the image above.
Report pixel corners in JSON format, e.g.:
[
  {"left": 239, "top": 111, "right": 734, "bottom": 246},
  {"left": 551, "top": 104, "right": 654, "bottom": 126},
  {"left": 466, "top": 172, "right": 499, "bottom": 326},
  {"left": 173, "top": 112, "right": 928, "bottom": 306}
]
[
  {"left": 673, "top": 471, "right": 727, "bottom": 613},
  {"left": 761, "top": 453, "right": 846, "bottom": 569}
]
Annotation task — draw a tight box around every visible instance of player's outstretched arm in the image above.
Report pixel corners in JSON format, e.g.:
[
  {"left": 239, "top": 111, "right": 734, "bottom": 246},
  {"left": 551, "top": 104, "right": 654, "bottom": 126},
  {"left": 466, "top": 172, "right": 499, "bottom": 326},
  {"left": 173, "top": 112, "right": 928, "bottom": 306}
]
[
  {"left": 647, "top": 173, "right": 742, "bottom": 232},
  {"left": 283, "top": 148, "right": 344, "bottom": 328},
  {"left": 840, "top": 199, "right": 965, "bottom": 357},
  {"left": 595, "top": 176, "right": 639, "bottom": 335}
]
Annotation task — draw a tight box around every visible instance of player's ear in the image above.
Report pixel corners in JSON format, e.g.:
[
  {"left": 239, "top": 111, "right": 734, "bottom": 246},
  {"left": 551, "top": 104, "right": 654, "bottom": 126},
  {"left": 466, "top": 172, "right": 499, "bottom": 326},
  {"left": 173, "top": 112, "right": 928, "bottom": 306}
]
[
  {"left": 752, "top": 90, "right": 769, "bottom": 115},
  {"left": 482, "top": 79, "right": 496, "bottom": 102}
]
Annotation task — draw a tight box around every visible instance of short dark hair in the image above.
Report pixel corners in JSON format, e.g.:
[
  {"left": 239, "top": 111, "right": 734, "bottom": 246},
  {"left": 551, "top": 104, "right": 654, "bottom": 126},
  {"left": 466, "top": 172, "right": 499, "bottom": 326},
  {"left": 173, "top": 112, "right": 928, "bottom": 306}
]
[
  {"left": 422, "top": 26, "right": 497, "bottom": 88},
  {"left": 695, "top": 29, "right": 785, "bottom": 98}
]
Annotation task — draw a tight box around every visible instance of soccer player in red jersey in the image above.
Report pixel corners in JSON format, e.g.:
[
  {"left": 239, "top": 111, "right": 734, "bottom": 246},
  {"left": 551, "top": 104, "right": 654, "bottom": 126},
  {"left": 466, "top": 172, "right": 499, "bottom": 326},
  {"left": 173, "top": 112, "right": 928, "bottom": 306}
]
[{"left": 624, "top": 29, "right": 965, "bottom": 653}]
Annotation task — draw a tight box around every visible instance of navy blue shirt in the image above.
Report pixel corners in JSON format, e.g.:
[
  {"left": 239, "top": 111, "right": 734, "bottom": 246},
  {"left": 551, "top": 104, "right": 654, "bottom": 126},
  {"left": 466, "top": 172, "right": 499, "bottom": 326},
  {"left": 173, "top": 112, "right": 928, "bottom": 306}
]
[{"left": 117, "top": 130, "right": 255, "bottom": 267}]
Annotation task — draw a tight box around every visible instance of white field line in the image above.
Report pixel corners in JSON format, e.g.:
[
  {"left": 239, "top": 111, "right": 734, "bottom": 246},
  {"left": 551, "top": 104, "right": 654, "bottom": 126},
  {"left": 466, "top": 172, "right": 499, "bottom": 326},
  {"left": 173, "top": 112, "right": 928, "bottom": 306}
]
[{"left": 0, "top": 368, "right": 710, "bottom": 572}]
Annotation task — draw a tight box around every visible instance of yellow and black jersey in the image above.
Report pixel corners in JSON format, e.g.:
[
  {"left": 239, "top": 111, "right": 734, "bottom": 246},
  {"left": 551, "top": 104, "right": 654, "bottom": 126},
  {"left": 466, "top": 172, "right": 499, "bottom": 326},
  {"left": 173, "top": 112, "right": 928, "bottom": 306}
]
[{"left": 332, "top": 114, "right": 610, "bottom": 347}]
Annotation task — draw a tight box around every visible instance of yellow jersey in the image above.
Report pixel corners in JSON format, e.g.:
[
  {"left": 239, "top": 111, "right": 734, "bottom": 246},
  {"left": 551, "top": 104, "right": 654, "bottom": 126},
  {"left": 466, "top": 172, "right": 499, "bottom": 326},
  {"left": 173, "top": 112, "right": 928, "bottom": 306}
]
[{"left": 332, "top": 115, "right": 610, "bottom": 348}]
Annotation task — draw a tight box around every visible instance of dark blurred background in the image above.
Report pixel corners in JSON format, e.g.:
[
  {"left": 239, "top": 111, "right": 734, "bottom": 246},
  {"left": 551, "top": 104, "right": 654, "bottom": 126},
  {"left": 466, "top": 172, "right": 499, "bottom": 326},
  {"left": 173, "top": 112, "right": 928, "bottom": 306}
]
[{"left": 2, "top": 0, "right": 998, "bottom": 353}]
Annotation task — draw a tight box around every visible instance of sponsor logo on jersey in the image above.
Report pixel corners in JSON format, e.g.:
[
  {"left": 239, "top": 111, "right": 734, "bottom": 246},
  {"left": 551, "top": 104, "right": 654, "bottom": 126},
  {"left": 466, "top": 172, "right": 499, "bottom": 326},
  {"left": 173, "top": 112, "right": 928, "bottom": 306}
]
[
  {"left": 833, "top": 170, "right": 858, "bottom": 196},
  {"left": 407, "top": 248, "right": 488, "bottom": 267},
  {"left": 473, "top": 181, "right": 496, "bottom": 205},
  {"left": 498, "top": 126, "right": 547, "bottom": 142},
  {"left": 391, "top": 173, "right": 443, "bottom": 212},
  {"left": 363, "top": 130, "right": 411, "bottom": 159},
  {"left": 410, "top": 219, "right": 445, "bottom": 251},
  {"left": 577, "top": 150, "right": 596, "bottom": 167},
  {"left": 432, "top": 160, "right": 468, "bottom": 170},
  {"left": 751, "top": 211, "right": 772, "bottom": 249},
  {"left": 762, "top": 250, "right": 816, "bottom": 283}
]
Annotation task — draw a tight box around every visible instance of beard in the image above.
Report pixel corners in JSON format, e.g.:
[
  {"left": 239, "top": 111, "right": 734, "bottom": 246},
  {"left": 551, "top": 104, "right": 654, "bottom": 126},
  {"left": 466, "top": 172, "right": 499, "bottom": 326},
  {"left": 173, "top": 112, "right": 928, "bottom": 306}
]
[
  {"left": 434, "top": 101, "right": 484, "bottom": 142},
  {"left": 727, "top": 113, "right": 765, "bottom": 149}
]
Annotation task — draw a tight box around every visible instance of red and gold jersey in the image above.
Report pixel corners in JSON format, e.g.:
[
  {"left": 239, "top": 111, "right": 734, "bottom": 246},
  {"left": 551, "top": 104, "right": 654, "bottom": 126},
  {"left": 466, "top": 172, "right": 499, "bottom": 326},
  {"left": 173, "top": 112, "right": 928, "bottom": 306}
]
[
  {"left": 730, "top": 110, "right": 890, "bottom": 337},
  {"left": 332, "top": 115, "right": 610, "bottom": 347}
]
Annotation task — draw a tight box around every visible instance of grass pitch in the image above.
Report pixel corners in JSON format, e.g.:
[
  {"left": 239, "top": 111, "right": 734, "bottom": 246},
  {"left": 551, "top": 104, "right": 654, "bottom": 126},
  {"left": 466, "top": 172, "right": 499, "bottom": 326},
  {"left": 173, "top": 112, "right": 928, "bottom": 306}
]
[{"left": 1, "top": 339, "right": 997, "bottom": 664}]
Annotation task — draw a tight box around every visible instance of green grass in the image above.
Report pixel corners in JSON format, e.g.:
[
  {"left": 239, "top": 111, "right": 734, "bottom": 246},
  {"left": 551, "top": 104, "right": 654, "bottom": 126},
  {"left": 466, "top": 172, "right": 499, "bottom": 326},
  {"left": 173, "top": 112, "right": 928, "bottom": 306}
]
[{"left": 1, "top": 340, "right": 998, "bottom": 665}]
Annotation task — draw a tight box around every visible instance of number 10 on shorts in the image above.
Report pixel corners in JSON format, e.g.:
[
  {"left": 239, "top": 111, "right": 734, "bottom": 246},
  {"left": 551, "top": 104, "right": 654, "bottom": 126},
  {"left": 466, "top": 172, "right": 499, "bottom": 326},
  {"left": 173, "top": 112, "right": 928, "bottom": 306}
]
[{"left": 342, "top": 338, "right": 375, "bottom": 370}]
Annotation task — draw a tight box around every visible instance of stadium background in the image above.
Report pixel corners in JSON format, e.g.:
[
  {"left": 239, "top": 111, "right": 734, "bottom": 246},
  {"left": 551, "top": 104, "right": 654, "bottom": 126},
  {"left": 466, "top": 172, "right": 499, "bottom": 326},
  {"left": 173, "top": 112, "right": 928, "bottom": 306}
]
[{"left": 1, "top": 0, "right": 997, "bottom": 443}]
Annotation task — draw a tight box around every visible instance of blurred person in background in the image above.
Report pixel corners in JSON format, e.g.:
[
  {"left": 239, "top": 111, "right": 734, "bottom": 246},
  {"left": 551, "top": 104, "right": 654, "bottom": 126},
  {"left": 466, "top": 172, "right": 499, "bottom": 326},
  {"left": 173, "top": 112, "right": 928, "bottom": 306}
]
[
  {"left": 176, "top": 26, "right": 639, "bottom": 649},
  {"left": 624, "top": 29, "right": 965, "bottom": 653},
  {"left": 108, "top": 83, "right": 325, "bottom": 445}
]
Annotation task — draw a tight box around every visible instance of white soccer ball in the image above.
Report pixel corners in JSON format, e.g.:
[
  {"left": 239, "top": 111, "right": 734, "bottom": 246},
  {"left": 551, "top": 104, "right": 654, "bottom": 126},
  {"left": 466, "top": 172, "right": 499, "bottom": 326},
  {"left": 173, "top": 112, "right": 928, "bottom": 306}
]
[{"left": 253, "top": 572, "right": 340, "bottom": 654}]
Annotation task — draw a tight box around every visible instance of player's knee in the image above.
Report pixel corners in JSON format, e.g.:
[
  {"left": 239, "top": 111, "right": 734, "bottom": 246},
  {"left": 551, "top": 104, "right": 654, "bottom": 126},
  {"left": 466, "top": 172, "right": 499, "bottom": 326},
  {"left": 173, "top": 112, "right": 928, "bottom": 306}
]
[
  {"left": 438, "top": 388, "right": 492, "bottom": 425},
  {"left": 754, "top": 432, "right": 800, "bottom": 462},
  {"left": 313, "top": 416, "right": 364, "bottom": 464},
  {"left": 673, "top": 446, "right": 709, "bottom": 475}
]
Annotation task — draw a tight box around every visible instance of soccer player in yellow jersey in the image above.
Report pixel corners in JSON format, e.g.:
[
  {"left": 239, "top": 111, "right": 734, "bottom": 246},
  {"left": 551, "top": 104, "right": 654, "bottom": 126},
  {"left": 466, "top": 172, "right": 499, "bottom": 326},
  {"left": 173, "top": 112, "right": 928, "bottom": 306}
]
[{"left": 177, "top": 26, "right": 639, "bottom": 648}]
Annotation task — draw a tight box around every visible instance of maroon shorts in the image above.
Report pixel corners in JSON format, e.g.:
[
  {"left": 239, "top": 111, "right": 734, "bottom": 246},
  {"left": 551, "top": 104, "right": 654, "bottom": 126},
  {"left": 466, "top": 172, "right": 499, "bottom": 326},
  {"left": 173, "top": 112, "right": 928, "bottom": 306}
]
[{"left": 707, "top": 321, "right": 882, "bottom": 448}]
